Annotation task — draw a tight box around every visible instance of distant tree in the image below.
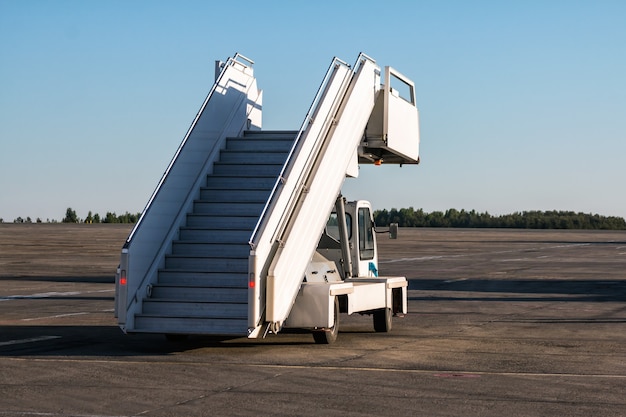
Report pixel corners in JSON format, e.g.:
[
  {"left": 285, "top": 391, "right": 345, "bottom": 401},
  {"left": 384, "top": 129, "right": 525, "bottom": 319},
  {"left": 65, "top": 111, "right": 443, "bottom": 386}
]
[
  {"left": 432, "top": 211, "right": 448, "bottom": 227},
  {"left": 62, "top": 207, "right": 79, "bottom": 223},
  {"left": 103, "top": 212, "right": 118, "bottom": 223},
  {"left": 36, "top": 218, "right": 42, "bottom": 223},
  {"left": 118, "top": 212, "right": 131, "bottom": 223},
  {"left": 93, "top": 213, "right": 101, "bottom": 223},
  {"left": 0, "top": 218, "right": 3, "bottom": 223},
  {"left": 14, "top": 217, "right": 24, "bottom": 223},
  {"left": 85, "top": 211, "right": 94, "bottom": 224}
]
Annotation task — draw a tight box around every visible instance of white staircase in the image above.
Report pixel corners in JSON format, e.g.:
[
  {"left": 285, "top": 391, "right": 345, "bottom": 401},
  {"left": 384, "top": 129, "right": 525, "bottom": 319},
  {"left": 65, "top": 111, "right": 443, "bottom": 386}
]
[
  {"left": 133, "top": 131, "right": 296, "bottom": 335},
  {"left": 116, "top": 52, "right": 420, "bottom": 338}
]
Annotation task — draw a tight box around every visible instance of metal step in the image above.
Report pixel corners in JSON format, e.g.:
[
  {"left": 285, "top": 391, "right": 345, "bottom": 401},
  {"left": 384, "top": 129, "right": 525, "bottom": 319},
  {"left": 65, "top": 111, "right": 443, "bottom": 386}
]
[
  {"left": 158, "top": 270, "right": 247, "bottom": 287},
  {"left": 219, "top": 150, "right": 290, "bottom": 164},
  {"left": 204, "top": 176, "right": 277, "bottom": 190},
  {"left": 212, "top": 162, "right": 284, "bottom": 177},
  {"left": 164, "top": 255, "right": 248, "bottom": 272},
  {"left": 242, "top": 130, "right": 298, "bottom": 139},
  {"left": 171, "top": 242, "right": 249, "bottom": 257},
  {"left": 185, "top": 214, "right": 258, "bottom": 229},
  {"left": 150, "top": 285, "right": 247, "bottom": 303},
  {"left": 225, "top": 138, "right": 294, "bottom": 152},
  {"left": 142, "top": 300, "right": 247, "bottom": 319},
  {"left": 133, "top": 315, "right": 248, "bottom": 335},
  {"left": 192, "top": 201, "right": 265, "bottom": 216},
  {"left": 134, "top": 130, "right": 298, "bottom": 335},
  {"left": 198, "top": 188, "right": 270, "bottom": 203},
  {"left": 178, "top": 229, "right": 251, "bottom": 242}
]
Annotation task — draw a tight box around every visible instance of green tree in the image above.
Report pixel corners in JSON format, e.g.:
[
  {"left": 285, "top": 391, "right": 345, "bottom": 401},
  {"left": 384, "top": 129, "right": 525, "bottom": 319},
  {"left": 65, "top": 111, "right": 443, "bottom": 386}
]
[
  {"left": 103, "top": 212, "right": 118, "bottom": 223},
  {"left": 62, "top": 207, "right": 79, "bottom": 223}
]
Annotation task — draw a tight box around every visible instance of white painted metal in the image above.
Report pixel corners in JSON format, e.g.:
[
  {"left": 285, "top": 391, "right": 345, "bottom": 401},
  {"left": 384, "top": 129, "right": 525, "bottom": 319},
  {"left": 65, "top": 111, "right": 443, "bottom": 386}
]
[
  {"left": 304, "top": 252, "right": 342, "bottom": 283},
  {"left": 347, "top": 277, "right": 408, "bottom": 315},
  {"left": 117, "top": 54, "right": 262, "bottom": 332},
  {"left": 383, "top": 66, "right": 420, "bottom": 162},
  {"left": 247, "top": 58, "right": 354, "bottom": 331},
  {"left": 284, "top": 282, "right": 353, "bottom": 328},
  {"left": 361, "top": 66, "right": 420, "bottom": 165},
  {"left": 264, "top": 56, "right": 381, "bottom": 327},
  {"left": 117, "top": 52, "right": 418, "bottom": 340}
]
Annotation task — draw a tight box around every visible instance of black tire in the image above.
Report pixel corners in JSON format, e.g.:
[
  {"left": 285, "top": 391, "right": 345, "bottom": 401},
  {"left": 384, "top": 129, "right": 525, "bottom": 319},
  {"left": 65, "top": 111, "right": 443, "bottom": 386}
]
[
  {"left": 373, "top": 307, "right": 392, "bottom": 332},
  {"left": 312, "top": 297, "right": 339, "bottom": 344}
]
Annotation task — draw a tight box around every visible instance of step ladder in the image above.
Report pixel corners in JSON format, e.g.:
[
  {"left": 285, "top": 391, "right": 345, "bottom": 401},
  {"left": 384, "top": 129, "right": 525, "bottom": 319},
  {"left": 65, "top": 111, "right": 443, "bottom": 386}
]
[{"left": 133, "top": 131, "right": 296, "bottom": 335}]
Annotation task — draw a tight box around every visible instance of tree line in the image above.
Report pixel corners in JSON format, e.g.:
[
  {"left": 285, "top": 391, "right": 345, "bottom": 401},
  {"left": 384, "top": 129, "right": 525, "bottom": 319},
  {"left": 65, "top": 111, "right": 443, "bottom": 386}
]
[
  {"left": 3, "top": 207, "right": 626, "bottom": 230},
  {"left": 62, "top": 208, "right": 141, "bottom": 224},
  {"left": 0, "top": 208, "right": 141, "bottom": 224},
  {"left": 374, "top": 208, "right": 626, "bottom": 230}
]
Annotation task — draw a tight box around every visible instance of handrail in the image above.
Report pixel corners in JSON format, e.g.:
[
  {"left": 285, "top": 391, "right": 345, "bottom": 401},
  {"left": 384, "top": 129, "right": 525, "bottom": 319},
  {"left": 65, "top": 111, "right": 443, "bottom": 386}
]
[
  {"left": 126, "top": 53, "right": 250, "bottom": 245},
  {"left": 232, "top": 52, "right": 254, "bottom": 67},
  {"left": 123, "top": 52, "right": 257, "bottom": 314},
  {"left": 270, "top": 53, "right": 374, "bottom": 248},
  {"left": 258, "top": 53, "right": 380, "bottom": 325},
  {"left": 248, "top": 57, "right": 350, "bottom": 248}
]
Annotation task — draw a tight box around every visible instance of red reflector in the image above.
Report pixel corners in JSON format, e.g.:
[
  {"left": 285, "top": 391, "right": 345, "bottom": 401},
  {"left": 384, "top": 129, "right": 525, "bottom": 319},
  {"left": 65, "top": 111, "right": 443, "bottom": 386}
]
[
  {"left": 120, "top": 270, "right": 127, "bottom": 286},
  {"left": 249, "top": 281, "right": 255, "bottom": 288}
]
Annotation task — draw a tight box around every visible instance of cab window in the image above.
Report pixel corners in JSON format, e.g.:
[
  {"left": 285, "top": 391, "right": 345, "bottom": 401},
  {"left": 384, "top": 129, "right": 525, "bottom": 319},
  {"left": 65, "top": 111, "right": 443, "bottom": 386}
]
[
  {"left": 326, "top": 213, "right": 352, "bottom": 241},
  {"left": 358, "top": 208, "right": 374, "bottom": 260}
]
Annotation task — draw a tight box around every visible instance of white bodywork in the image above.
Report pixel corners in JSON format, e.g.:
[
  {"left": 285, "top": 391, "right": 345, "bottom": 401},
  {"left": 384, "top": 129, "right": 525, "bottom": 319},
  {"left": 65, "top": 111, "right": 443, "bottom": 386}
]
[
  {"left": 257, "top": 57, "right": 381, "bottom": 328},
  {"left": 285, "top": 200, "right": 408, "bottom": 330},
  {"left": 115, "top": 52, "right": 419, "bottom": 341}
]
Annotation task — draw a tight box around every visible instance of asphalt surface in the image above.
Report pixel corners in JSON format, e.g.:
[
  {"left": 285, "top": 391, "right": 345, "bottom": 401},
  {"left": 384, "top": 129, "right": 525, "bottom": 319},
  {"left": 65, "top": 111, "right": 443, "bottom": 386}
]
[{"left": 0, "top": 224, "right": 625, "bottom": 416}]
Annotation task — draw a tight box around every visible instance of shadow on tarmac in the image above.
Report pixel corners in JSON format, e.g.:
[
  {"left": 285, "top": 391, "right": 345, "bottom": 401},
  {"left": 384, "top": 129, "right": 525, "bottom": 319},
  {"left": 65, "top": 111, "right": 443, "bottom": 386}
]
[
  {"left": 408, "top": 278, "right": 626, "bottom": 302},
  {"left": 0, "top": 324, "right": 311, "bottom": 357},
  {"left": 0, "top": 275, "right": 114, "bottom": 284}
]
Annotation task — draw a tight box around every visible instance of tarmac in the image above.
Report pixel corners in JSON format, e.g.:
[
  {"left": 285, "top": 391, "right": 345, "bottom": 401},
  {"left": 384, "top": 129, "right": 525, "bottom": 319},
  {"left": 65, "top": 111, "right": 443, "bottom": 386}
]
[{"left": 0, "top": 224, "right": 625, "bottom": 416}]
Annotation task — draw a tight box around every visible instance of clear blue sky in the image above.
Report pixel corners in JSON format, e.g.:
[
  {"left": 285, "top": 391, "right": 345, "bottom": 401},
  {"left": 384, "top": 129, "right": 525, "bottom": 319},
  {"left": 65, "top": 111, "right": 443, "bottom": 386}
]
[{"left": 1, "top": 0, "right": 625, "bottom": 222}]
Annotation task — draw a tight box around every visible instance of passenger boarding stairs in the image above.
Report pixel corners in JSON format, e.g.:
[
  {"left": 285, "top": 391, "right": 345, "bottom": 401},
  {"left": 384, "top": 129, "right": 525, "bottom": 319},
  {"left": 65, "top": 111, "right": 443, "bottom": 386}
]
[
  {"left": 116, "top": 52, "right": 420, "bottom": 338},
  {"left": 135, "top": 131, "right": 296, "bottom": 334}
]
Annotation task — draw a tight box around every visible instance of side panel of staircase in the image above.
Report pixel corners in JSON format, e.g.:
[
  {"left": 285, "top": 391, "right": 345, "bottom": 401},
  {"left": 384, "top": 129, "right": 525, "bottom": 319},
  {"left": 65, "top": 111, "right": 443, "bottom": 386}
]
[
  {"left": 265, "top": 57, "right": 380, "bottom": 324},
  {"left": 246, "top": 60, "right": 354, "bottom": 330}
]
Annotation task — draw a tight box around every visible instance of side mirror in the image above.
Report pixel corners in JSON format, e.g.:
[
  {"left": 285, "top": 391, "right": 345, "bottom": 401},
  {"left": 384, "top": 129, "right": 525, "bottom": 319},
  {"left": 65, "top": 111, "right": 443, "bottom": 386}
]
[{"left": 389, "top": 223, "right": 398, "bottom": 239}]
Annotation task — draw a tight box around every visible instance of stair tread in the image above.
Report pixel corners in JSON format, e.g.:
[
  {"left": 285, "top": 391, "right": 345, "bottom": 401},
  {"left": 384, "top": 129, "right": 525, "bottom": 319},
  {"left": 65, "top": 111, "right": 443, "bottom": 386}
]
[
  {"left": 179, "top": 227, "right": 252, "bottom": 231},
  {"left": 151, "top": 283, "right": 247, "bottom": 289},
  {"left": 144, "top": 298, "right": 248, "bottom": 305},
  {"left": 133, "top": 316, "right": 248, "bottom": 335},
  {"left": 172, "top": 240, "right": 249, "bottom": 244},
  {"left": 165, "top": 254, "right": 248, "bottom": 259},
  {"left": 132, "top": 130, "right": 299, "bottom": 335}
]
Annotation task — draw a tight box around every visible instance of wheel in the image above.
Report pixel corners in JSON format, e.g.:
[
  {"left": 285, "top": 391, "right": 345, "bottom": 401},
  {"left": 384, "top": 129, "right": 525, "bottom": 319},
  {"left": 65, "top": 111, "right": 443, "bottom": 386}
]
[
  {"left": 312, "top": 297, "right": 339, "bottom": 344},
  {"left": 373, "top": 307, "right": 392, "bottom": 332}
]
